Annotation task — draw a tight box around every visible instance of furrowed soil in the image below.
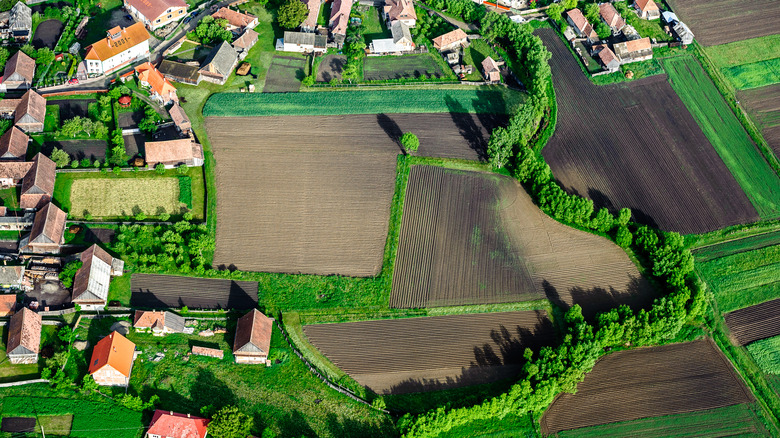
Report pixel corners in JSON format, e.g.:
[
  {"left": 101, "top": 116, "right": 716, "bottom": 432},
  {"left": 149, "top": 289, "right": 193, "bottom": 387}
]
[
  {"left": 537, "top": 29, "right": 758, "bottom": 234},
  {"left": 302, "top": 311, "right": 554, "bottom": 394},
  {"left": 724, "top": 299, "right": 780, "bottom": 345},
  {"left": 206, "top": 114, "right": 506, "bottom": 275},
  {"left": 391, "top": 166, "right": 654, "bottom": 319},
  {"left": 131, "top": 274, "right": 258, "bottom": 309},
  {"left": 738, "top": 84, "right": 780, "bottom": 157},
  {"left": 666, "top": 0, "right": 780, "bottom": 46},
  {"left": 540, "top": 339, "right": 754, "bottom": 435}
]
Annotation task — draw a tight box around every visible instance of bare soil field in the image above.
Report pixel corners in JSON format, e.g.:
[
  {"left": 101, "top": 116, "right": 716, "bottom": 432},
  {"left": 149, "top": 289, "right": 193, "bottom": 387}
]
[
  {"left": 317, "top": 55, "right": 346, "bottom": 82},
  {"left": 50, "top": 99, "right": 93, "bottom": 120},
  {"left": 130, "top": 274, "right": 258, "bottom": 310},
  {"left": 303, "top": 311, "right": 554, "bottom": 394},
  {"left": 32, "top": 19, "right": 63, "bottom": 50},
  {"left": 540, "top": 339, "right": 754, "bottom": 435},
  {"left": 666, "top": 0, "right": 780, "bottom": 46},
  {"left": 391, "top": 166, "right": 653, "bottom": 318},
  {"left": 262, "top": 56, "right": 306, "bottom": 93},
  {"left": 41, "top": 139, "right": 106, "bottom": 161},
  {"left": 738, "top": 84, "right": 780, "bottom": 157},
  {"left": 724, "top": 298, "right": 780, "bottom": 345},
  {"left": 538, "top": 29, "right": 757, "bottom": 234},
  {"left": 205, "top": 114, "right": 506, "bottom": 275}
]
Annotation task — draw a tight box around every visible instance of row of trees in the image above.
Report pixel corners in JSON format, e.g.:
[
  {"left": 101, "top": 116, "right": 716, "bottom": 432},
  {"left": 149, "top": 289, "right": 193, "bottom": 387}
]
[
  {"left": 58, "top": 116, "right": 109, "bottom": 139},
  {"left": 424, "top": 0, "right": 485, "bottom": 23}
]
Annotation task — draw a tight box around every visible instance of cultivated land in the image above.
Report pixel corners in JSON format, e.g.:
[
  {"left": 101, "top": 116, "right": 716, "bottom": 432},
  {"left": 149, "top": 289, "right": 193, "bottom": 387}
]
[
  {"left": 748, "top": 335, "right": 780, "bottom": 375},
  {"left": 391, "top": 166, "right": 653, "bottom": 317},
  {"left": 316, "top": 55, "right": 346, "bottom": 82},
  {"left": 205, "top": 115, "right": 506, "bottom": 275},
  {"left": 130, "top": 274, "right": 259, "bottom": 309},
  {"left": 739, "top": 84, "right": 780, "bottom": 156},
  {"left": 666, "top": 0, "right": 780, "bottom": 46},
  {"left": 538, "top": 29, "right": 758, "bottom": 234},
  {"left": 263, "top": 55, "right": 307, "bottom": 93},
  {"left": 69, "top": 179, "right": 180, "bottom": 219},
  {"left": 724, "top": 299, "right": 780, "bottom": 345},
  {"left": 706, "top": 35, "right": 780, "bottom": 69},
  {"left": 302, "top": 311, "right": 554, "bottom": 394},
  {"left": 540, "top": 339, "right": 754, "bottom": 435}
]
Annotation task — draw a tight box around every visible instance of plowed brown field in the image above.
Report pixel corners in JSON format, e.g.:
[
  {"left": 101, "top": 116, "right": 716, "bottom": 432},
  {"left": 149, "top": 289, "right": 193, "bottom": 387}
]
[
  {"left": 302, "top": 311, "right": 554, "bottom": 394},
  {"left": 666, "top": 0, "right": 780, "bottom": 46},
  {"left": 538, "top": 29, "right": 757, "bottom": 234},
  {"left": 540, "top": 339, "right": 754, "bottom": 435},
  {"left": 391, "top": 166, "right": 653, "bottom": 318},
  {"left": 724, "top": 298, "right": 780, "bottom": 345},
  {"left": 738, "top": 84, "right": 780, "bottom": 157},
  {"left": 206, "top": 114, "right": 506, "bottom": 275}
]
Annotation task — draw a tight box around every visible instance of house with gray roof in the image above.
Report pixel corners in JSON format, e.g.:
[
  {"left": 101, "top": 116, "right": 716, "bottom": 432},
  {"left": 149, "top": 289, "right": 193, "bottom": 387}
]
[
  {"left": 369, "top": 21, "right": 413, "bottom": 54},
  {"left": 133, "top": 310, "right": 186, "bottom": 335},
  {"left": 279, "top": 31, "right": 327, "bottom": 54},
  {"left": 8, "top": 2, "right": 31, "bottom": 42},
  {"left": 198, "top": 42, "right": 238, "bottom": 85},
  {"left": 71, "top": 244, "right": 124, "bottom": 311}
]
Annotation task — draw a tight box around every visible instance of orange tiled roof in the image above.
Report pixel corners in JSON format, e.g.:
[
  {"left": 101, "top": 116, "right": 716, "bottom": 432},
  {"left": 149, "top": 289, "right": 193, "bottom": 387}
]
[
  {"left": 88, "top": 331, "right": 136, "bottom": 377},
  {"left": 148, "top": 410, "right": 209, "bottom": 438},
  {"left": 0, "top": 294, "right": 16, "bottom": 316},
  {"left": 432, "top": 29, "right": 468, "bottom": 50},
  {"left": 135, "top": 62, "right": 177, "bottom": 100},
  {"left": 212, "top": 7, "right": 256, "bottom": 28},
  {"left": 126, "top": 0, "right": 187, "bottom": 22},
  {"left": 625, "top": 37, "right": 651, "bottom": 52},
  {"left": 635, "top": 0, "right": 659, "bottom": 13},
  {"left": 85, "top": 23, "right": 150, "bottom": 62}
]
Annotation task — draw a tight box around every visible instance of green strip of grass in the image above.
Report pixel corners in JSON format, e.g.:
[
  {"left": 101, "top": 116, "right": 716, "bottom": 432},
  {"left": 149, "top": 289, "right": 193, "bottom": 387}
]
[
  {"left": 723, "top": 58, "right": 780, "bottom": 90},
  {"left": 748, "top": 335, "right": 780, "bottom": 375},
  {"left": 433, "top": 413, "right": 536, "bottom": 438},
  {"left": 661, "top": 56, "right": 780, "bottom": 219},
  {"left": 705, "top": 35, "right": 780, "bottom": 69},
  {"left": 178, "top": 176, "right": 193, "bottom": 209}
]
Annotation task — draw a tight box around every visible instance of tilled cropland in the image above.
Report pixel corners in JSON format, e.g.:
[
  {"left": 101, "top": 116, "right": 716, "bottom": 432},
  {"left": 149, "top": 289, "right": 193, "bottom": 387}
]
[
  {"left": 666, "top": 0, "right": 780, "bottom": 46},
  {"left": 537, "top": 28, "right": 757, "bottom": 234},
  {"left": 206, "top": 114, "right": 506, "bottom": 275},
  {"left": 739, "top": 84, "right": 780, "bottom": 156},
  {"left": 724, "top": 298, "right": 780, "bottom": 345},
  {"left": 131, "top": 274, "right": 258, "bottom": 309},
  {"left": 303, "top": 311, "right": 554, "bottom": 394},
  {"left": 391, "top": 166, "right": 653, "bottom": 318},
  {"left": 540, "top": 339, "right": 754, "bottom": 435}
]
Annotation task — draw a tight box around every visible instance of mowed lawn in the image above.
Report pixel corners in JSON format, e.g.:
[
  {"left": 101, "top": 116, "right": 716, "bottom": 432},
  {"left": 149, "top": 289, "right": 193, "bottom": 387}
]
[
  {"left": 706, "top": 35, "right": 780, "bottom": 89},
  {"left": 661, "top": 56, "right": 780, "bottom": 219},
  {"left": 363, "top": 54, "right": 447, "bottom": 80}
]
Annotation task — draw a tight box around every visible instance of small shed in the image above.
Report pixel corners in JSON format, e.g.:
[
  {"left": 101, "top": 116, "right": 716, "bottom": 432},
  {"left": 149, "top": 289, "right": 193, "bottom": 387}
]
[{"left": 118, "top": 95, "right": 132, "bottom": 107}]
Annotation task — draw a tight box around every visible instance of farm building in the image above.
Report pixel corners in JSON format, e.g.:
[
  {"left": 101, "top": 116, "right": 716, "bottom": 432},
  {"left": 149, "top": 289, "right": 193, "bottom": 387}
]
[
  {"left": 124, "top": 0, "right": 187, "bottom": 31},
  {"left": 613, "top": 37, "right": 653, "bottom": 63},
  {"left": 133, "top": 310, "right": 185, "bottom": 334},
  {"left": 384, "top": 0, "right": 417, "bottom": 27},
  {"left": 6, "top": 307, "right": 41, "bottom": 364},
  {"left": 0, "top": 126, "right": 29, "bottom": 161},
  {"left": 0, "top": 51, "right": 34, "bottom": 91},
  {"left": 0, "top": 209, "right": 34, "bottom": 232},
  {"left": 369, "top": 21, "right": 414, "bottom": 54},
  {"left": 146, "top": 410, "right": 209, "bottom": 438},
  {"left": 0, "top": 266, "right": 24, "bottom": 289},
  {"left": 135, "top": 62, "right": 178, "bottom": 105},
  {"left": 84, "top": 23, "right": 151, "bottom": 76},
  {"left": 89, "top": 331, "right": 136, "bottom": 386},
  {"left": 232, "top": 28, "right": 259, "bottom": 59},
  {"left": 432, "top": 28, "right": 468, "bottom": 52},
  {"left": 168, "top": 102, "right": 191, "bottom": 135},
  {"left": 299, "top": 0, "right": 321, "bottom": 32},
  {"left": 633, "top": 0, "right": 660, "bottom": 20},
  {"left": 661, "top": 11, "right": 678, "bottom": 25},
  {"left": 0, "top": 161, "right": 32, "bottom": 187},
  {"left": 158, "top": 59, "right": 202, "bottom": 85},
  {"left": 233, "top": 309, "right": 273, "bottom": 365},
  {"left": 329, "top": 0, "right": 353, "bottom": 47},
  {"left": 71, "top": 244, "right": 125, "bottom": 311},
  {"left": 596, "top": 46, "right": 620, "bottom": 72},
  {"left": 198, "top": 42, "right": 239, "bottom": 85},
  {"left": 0, "top": 294, "right": 16, "bottom": 316},
  {"left": 145, "top": 139, "right": 204, "bottom": 169},
  {"left": 673, "top": 21, "right": 695, "bottom": 45},
  {"left": 14, "top": 89, "right": 46, "bottom": 133},
  {"left": 19, "top": 203, "right": 67, "bottom": 254},
  {"left": 212, "top": 7, "right": 258, "bottom": 32},
  {"left": 566, "top": 8, "right": 597, "bottom": 41},
  {"left": 599, "top": 3, "right": 625, "bottom": 32},
  {"left": 482, "top": 56, "right": 501, "bottom": 83},
  {"left": 192, "top": 345, "right": 224, "bottom": 359},
  {"left": 7, "top": 2, "right": 31, "bottom": 42},
  {"left": 279, "top": 31, "right": 327, "bottom": 53},
  {"left": 20, "top": 153, "right": 56, "bottom": 210}
]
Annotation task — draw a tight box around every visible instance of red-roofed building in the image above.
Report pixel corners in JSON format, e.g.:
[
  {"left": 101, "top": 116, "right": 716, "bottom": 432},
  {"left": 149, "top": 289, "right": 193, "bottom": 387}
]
[
  {"left": 85, "top": 23, "right": 151, "bottom": 76},
  {"left": 89, "top": 331, "right": 136, "bottom": 386},
  {"left": 135, "top": 62, "right": 178, "bottom": 105},
  {"left": 566, "top": 8, "right": 597, "bottom": 41},
  {"left": 0, "top": 51, "right": 35, "bottom": 91},
  {"left": 212, "top": 7, "right": 258, "bottom": 32},
  {"left": 599, "top": 3, "right": 625, "bottom": 32},
  {"left": 634, "top": 0, "right": 660, "bottom": 20},
  {"left": 146, "top": 410, "right": 209, "bottom": 438},
  {"left": 233, "top": 309, "right": 273, "bottom": 364},
  {"left": 125, "top": 0, "right": 188, "bottom": 30},
  {"left": 329, "top": 0, "right": 353, "bottom": 47}
]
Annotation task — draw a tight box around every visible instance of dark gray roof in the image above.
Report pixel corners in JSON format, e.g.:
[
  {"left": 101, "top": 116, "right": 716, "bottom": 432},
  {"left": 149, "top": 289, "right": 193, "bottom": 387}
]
[
  {"left": 163, "top": 311, "right": 185, "bottom": 332},
  {"left": 9, "top": 2, "right": 31, "bottom": 33},
  {"left": 159, "top": 59, "right": 200, "bottom": 82},
  {"left": 391, "top": 21, "right": 411, "bottom": 44},
  {"left": 284, "top": 31, "right": 315, "bottom": 46},
  {"left": 200, "top": 41, "right": 238, "bottom": 77}
]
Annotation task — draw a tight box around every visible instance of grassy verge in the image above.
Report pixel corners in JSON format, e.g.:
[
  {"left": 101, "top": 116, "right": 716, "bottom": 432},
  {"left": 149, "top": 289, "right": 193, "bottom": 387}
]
[
  {"left": 106, "top": 272, "right": 131, "bottom": 306},
  {"left": 44, "top": 104, "right": 60, "bottom": 132},
  {"left": 432, "top": 413, "right": 536, "bottom": 438},
  {"left": 685, "top": 220, "right": 780, "bottom": 249}
]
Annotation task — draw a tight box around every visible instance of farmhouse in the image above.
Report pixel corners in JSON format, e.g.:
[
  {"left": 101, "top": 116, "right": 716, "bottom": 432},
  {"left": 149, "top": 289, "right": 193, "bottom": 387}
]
[
  {"left": 232, "top": 28, "right": 259, "bottom": 59},
  {"left": 192, "top": 345, "right": 224, "bottom": 359},
  {"left": 124, "top": 0, "right": 187, "bottom": 31},
  {"left": 482, "top": 56, "right": 501, "bottom": 83},
  {"left": 673, "top": 21, "right": 695, "bottom": 45},
  {"left": 329, "top": 0, "right": 353, "bottom": 47},
  {"left": 71, "top": 244, "right": 125, "bottom": 311},
  {"left": 233, "top": 309, "right": 273, "bottom": 365},
  {"left": 299, "top": 0, "right": 321, "bottom": 32},
  {"left": 19, "top": 203, "right": 66, "bottom": 254},
  {"left": 20, "top": 153, "right": 56, "bottom": 210},
  {"left": 0, "top": 126, "right": 29, "bottom": 160},
  {"left": 14, "top": 89, "right": 46, "bottom": 133},
  {"left": 146, "top": 410, "right": 210, "bottom": 438},
  {"left": 633, "top": 0, "right": 660, "bottom": 20},
  {"left": 135, "top": 62, "right": 178, "bottom": 105},
  {"left": 168, "top": 102, "right": 191, "bottom": 135},
  {"left": 158, "top": 59, "right": 202, "bottom": 85},
  {"left": 0, "top": 161, "right": 32, "bottom": 187},
  {"left": 432, "top": 28, "right": 469, "bottom": 52},
  {"left": 596, "top": 46, "right": 620, "bottom": 72},
  {"left": 0, "top": 266, "right": 23, "bottom": 289},
  {"left": 133, "top": 310, "right": 185, "bottom": 334},
  {"left": 369, "top": 21, "right": 414, "bottom": 54},
  {"left": 212, "top": 7, "right": 258, "bottom": 32},
  {"left": 566, "top": 8, "right": 597, "bottom": 41},
  {"left": 384, "top": 0, "right": 417, "bottom": 27},
  {"left": 0, "top": 294, "right": 15, "bottom": 316},
  {"left": 84, "top": 23, "right": 151, "bottom": 76},
  {"left": 8, "top": 2, "right": 31, "bottom": 42},
  {"left": 0, "top": 51, "right": 35, "bottom": 91},
  {"left": 198, "top": 41, "right": 238, "bottom": 85},
  {"left": 89, "top": 331, "right": 136, "bottom": 386},
  {"left": 6, "top": 307, "right": 41, "bottom": 364},
  {"left": 599, "top": 3, "right": 625, "bottom": 32},
  {"left": 613, "top": 37, "right": 653, "bottom": 63},
  {"left": 280, "top": 31, "right": 327, "bottom": 53},
  {"left": 145, "top": 139, "right": 204, "bottom": 169}
]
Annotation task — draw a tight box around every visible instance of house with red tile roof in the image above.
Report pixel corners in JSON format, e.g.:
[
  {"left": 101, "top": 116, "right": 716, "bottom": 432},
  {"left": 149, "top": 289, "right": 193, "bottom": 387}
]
[
  {"left": 432, "top": 28, "right": 468, "bottom": 52},
  {"left": 599, "top": 3, "right": 625, "bottom": 32},
  {"left": 168, "top": 102, "right": 191, "bottom": 135},
  {"left": 0, "top": 294, "right": 16, "bottom": 316},
  {"left": 0, "top": 161, "right": 32, "bottom": 187},
  {"left": 0, "top": 51, "right": 35, "bottom": 91},
  {"left": 89, "top": 331, "right": 136, "bottom": 386},
  {"left": 72, "top": 244, "right": 124, "bottom": 311},
  {"left": 384, "top": 0, "right": 416, "bottom": 27},
  {"left": 596, "top": 46, "right": 620, "bottom": 72},
  {"left": 566, "top": 8, "right": 597, "bottom": 41},
  {"left": 0, "top": 126, "right": 28, "bottom": 161},
  {"left": 482, "top": 56, "right": 501, "bottom": 83},
  {"left": 135, "top": 62, "right": 178, "bottom": 105},
  {"left": 20, "top": 202, "right": 67, "bottom": 254},
  {"left": 633, "top": 0, "right": 660, "bottom": 20},
  {"left": 20, "top": 153, "right": 56, "bottom": 209},
  {"left": 125, "top": 0, "right": 187, "bottom": 30},
  {"left": 613, "top": 37, "right": 653, "bottom": 63},
  {"left": 146, "top": 410, "right": 209, "bottom": 438},
  {"left": 145, "top": 138, "right": 204, "bottom": 169},
  {"left": 233, "top": 309, "right": 273, "bottom": 364},
  {"left": 299, "top": 0, "right": 321, "bottom": 32},
  {"left": 85, "top": 23, "right": 151, "bottom": 76},
  {"left": 14, "top": 89, "right": 45, "bottom": 133},
  {"left": 329, "top": 0, "right": 353, "bottom": 47},
  {"left": 212, "top": 7, "right": 258, "bottom": 32},
  {"left": 6, "top": 307, "right": 41, "bottom": 364},
  {"left": 134, "top": 310, "right": 186, "bottom": 334}
]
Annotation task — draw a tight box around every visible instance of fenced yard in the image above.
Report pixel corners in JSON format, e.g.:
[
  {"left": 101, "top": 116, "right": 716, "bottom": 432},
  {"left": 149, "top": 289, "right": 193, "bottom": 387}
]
[{"left": 364, "top": 54, "right": 447, "bottom": 81}]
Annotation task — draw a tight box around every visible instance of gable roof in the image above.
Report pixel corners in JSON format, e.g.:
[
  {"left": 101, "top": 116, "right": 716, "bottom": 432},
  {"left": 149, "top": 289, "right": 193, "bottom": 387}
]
[
  {"left": 597, "top": 46, "right": 618, "bottom": 66},
  {"left": 0, "top": 294, "right": 16, "bottom": 316},
  {"left": 391, "top": 21, "right": 412, "bottom": 44},
  {"left": 168, "top": 102, "right": 190, "bottom": 129},
  {"left": 28, "top": 203, "right": 67, "bottom": 245},
  {"left": 7, "top": 307, "right": 41, "bottom": 356},
  {"left": 0, "top": 126, "right": 28, "bottom": 159},
  {"left": 212, "top": 7, "right": 257, "bottom": 28},
  {"left": 133, "top": 310, "right": 185, "bottom": 332},
  {"left": 9, "top": 2, "right": 31, "bottom": 32},
  {"left": 199, "top": 41, "right": 237, "bottom": 77},
  {"left": 72, "top": 244, "right": 114, "bottom": 303},
  {"left": 599, "top": 3, "right": 625, "bottom": 29},
  {"left": 432, "top": 28, "right": 468, "bottom": 49},
  {"left": 85, "top": 22, "right": 150, "bottom": 62},
  {"left": 159, "top": 59, "right": 201, "bottom": 83},
  {"left": 232, "top": 28, "right": 258, "bottom": 50},
  {"left": 89, "top": 331, "right": 135, "bottom": 377},
  {"left": 384, "top": 0, "right": 416, "bottom": 23},
  {"left": 148, "top": 410, "right": 209, "bottom": 438},
  {"left": 0, "top": 161, "right": 32, "bottom": 181},
  {"left": 233, "top": 309, "right": 273, "bottom": 355},
  {"left": 2, "top": 51, "right": 35, "bottom": 84},
  {"left": 329, "top": 0, "right": 353, "bottom": 36},
  {"left": 126, "top": 0, "right": 187, "bottom": 21},
  {"left": 14, "top": 89, "right": 46, "bottom": 125},
  {"left": 135, "top": 62, "right": 177, "bottom": 99},
  {"left": 634, "top": 0, "right": 659, "bottom": 13},
  {"left": 624, "top": 36, "right": 651, "bottom": 52},
  {"left": 21, "top": 153, "right": 55, "bottom": 196},
  {"left": 482, "top": 56, "right": 500, "bottom": 73},
  {"left": 566, "top": 8, "right": 597, "bottom": 39},
  {"left": 300, "top": 0, "right": 321, "bottom": 29},
  {"left": 145, "top": 139, "right": 203, "bottom": 164}
]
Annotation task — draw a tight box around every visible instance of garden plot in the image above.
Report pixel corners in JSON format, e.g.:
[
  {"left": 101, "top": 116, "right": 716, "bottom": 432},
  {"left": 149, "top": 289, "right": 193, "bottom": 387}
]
[
  {"left": 50, "top": 99, "right": 93, "bottom": 120},
  {"left": 666, "top": 0, "right": 780, "bottom": 46},
  {"left": 32, "top": 19, "right": 63, "bottom": 50},
  {"left": 41, "top": 139, "right": 106, "bottom": 161},
  {"left": 262, "top": 56, "right": 307, "bottom": 93},
  {"left": 724, "top": 299, "right": 780, "bottom": 345},
  {"left": 68, "top": 178, "right": 181, "bottom": 219},
  {"left": 130, "top": 274, "right": 258, "bottom": 309},
  {"left": 363, "top": 54, "right": 446, "bottom": 81},
  {"left": 739, "top": 84, "right": 780, "bottom": 156},
  {"left": 317, "top": 55, "right": 346, "bottom": 82}
]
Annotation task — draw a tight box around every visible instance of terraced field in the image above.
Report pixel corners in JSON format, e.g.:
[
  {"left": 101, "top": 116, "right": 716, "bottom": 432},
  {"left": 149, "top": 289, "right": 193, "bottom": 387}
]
[
  {"left": 724, "top": 299, "right": 780, "bottom": 345},
  {"left": 130, "top": 274, "right": 258, "bottom": 309}
]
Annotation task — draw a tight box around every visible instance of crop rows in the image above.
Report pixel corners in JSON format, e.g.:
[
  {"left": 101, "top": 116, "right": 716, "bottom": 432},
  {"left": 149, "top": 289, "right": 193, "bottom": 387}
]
[
  {"left": 130, "top": 274, "right": 258, "bottom": 310},
  {"left": 724, "top": 299, "right": 780, "bottom": 345},
  {"left": 666, "top": 0, "right": 780, "bottom": 46},
  {"left": 540, "top": 339, "right": 754, "bottom": 435},
  {"left": 738, "top": 84, "right": 780, "bottom": 157}
]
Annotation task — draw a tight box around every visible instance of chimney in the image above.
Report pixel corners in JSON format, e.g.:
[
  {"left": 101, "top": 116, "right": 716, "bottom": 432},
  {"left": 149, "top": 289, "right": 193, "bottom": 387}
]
[{"left": 187, "top": 413, "right": 191, "bottom": 418}]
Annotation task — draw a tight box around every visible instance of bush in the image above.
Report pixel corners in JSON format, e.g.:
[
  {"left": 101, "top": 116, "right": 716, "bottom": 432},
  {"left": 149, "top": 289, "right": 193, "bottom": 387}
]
[
  {"left": 400, "top": 132, "right": 419, "bottom": 152},
  {"left": 59, "top": 260, "right": 82, "bottom": 288},
  {"left": 155, "top": 163, "right": 166, "bottom": 174},
  {"left": 178, "top": 176, "right": 193, "bottom": 209},
  {"left": 51, "top": 147, "right": 71, "bottom": 168},
  {"left": 277, "top": 0, "right": 308, "bottom": 29},
  {"left": 208, "top": 406, "right": 252, "bottom": 438}
]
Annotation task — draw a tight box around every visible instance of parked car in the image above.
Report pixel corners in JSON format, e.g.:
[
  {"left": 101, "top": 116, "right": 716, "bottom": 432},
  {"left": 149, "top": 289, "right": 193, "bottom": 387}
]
[
  {"left": 125, "top": 14, "right": 133, "bottom": 20},
  {"left": 68, "top": 78, "right": 79, "bottom": 84},
  {"left": 184, "top": 16, "right": 192, "bottom": 24},
  {"left": 190, "top": 10, "right": 198, "bottom": 17}
]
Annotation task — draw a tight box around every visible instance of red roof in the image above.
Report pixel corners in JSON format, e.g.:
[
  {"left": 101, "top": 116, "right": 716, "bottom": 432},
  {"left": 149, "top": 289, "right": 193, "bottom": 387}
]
[
  {"left": 88, "top": 331, "right": 136, "bottom": 378},
  {"left": 148, "top": 410, "right": 209, "bottom": 438},
  {"left": 118, "top": 95, "right": 132, "bottom": 104},
  {"left": 126, "top": 0, "right": 187, "bottom": 22}
]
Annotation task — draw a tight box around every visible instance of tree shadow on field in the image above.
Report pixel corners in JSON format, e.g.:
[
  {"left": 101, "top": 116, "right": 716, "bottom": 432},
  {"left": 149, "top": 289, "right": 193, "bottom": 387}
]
[
  {"left": 444, "top": 95, "right": 488, "bottom": 161},
  {"left": 376, "top": 114, "right": 406, "bottom": 154},
  {"left": 326, "top": 413, "right": 395, "bottom": 438},
  {"left": 276, "top": 410, "right": 316, "bottom": 438},
  {"left": 586, "top": 187, "right": 659, "bottom": 229},
  {"left": 543, "top": 276, "right": 656, "bottom": 321},
  {"left": 189, "top": 368, "right": 236, "bottom": 412}
]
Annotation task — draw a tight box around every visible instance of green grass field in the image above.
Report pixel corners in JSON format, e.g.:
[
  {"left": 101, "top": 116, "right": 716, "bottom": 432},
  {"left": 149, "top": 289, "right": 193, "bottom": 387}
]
[
  {"left": 434, "top": 414, "right": 536, "bottom": 438},
  {"left": 723, "top": 58, "right": 780, "bottom": 90},
  {"left": 694, "top": 231, "right": 780, "bottom": 313},
  {"left": 557, "top": 403, "right": 770, "bottom": 437},
  {"left": 44, "top": 104, "right": 60, "bottom": 132},
  {"left": 748, "top": 335, "right": 780, "bottom": 375},
  {"left": 706, "top": 35, "right": 780, "bottom": 69},
  {"left": 204, "top": 87, "right": 523, "bottom": 116},
  {"left": 363, "top": 54, "right": 447, "bottom": 81},
  {"left": 362, "top": 6, "right": 390, "bottom": 42},
  {"left": 661, "top": 56, "right": 780, "bottom": 219}
]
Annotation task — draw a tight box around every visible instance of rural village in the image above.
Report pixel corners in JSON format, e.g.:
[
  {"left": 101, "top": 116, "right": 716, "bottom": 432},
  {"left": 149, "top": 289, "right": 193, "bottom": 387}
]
[{"left": 0, "top": 0, "right": 778, "bottom": 436}]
